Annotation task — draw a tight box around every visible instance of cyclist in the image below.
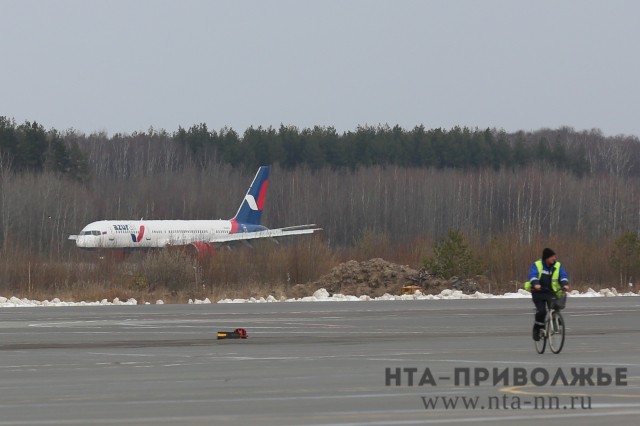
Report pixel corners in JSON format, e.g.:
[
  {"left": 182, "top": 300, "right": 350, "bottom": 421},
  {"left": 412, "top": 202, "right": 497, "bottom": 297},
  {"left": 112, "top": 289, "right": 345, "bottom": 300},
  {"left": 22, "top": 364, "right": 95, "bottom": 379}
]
[{"left": 524, "top": 248, "right": 570, "bottom": 341}]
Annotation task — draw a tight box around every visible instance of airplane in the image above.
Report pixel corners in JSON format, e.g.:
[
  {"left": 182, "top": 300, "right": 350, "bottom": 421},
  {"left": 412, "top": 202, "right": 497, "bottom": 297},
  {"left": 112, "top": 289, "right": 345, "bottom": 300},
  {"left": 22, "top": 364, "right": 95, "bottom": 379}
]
[{"left": 68, "top": 166, "right": 321, "bottom": 256}]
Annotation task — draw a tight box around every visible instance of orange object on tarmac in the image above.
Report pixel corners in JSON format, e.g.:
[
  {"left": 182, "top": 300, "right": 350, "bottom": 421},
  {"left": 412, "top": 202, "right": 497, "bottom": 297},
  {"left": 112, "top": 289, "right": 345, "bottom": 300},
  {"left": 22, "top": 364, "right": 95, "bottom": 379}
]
[{"left": 217, "top": 328, "right": 248, "bottom": 339}]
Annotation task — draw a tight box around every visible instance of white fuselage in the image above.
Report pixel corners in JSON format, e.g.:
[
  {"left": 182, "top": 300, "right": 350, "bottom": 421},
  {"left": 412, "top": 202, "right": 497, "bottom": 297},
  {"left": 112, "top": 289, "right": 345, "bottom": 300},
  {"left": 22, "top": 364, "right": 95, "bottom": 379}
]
[
  {"left": 69, "top": 167, "right": 321, "bottom": 252},
  {"left": 74, "top": 219, "right": 236, "bottom": 249}
]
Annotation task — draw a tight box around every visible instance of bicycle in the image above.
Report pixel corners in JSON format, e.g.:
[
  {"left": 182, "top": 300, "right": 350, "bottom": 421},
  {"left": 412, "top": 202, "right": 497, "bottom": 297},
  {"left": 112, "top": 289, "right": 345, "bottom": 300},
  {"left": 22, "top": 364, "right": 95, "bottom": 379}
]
[{"left": 534, "top": 293, "right": 566, "bottom": 354}]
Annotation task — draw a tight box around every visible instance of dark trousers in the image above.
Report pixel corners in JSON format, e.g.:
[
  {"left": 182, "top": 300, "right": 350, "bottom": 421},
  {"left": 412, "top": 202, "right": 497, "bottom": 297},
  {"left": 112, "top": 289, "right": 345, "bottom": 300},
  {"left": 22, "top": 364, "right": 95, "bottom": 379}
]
[{"left": 532, "top": 292, "right": 554, "bottom": 324}]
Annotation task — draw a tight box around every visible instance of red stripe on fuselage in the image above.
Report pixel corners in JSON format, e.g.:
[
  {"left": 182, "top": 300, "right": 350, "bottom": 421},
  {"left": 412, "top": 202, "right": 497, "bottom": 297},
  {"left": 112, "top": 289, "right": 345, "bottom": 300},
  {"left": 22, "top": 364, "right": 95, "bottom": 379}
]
[
  {"left": 230, "top": 218, "right": 239, "bottom": 234},
  {"left": 137, "top": 225, "right": 145, "bottom": 242}
]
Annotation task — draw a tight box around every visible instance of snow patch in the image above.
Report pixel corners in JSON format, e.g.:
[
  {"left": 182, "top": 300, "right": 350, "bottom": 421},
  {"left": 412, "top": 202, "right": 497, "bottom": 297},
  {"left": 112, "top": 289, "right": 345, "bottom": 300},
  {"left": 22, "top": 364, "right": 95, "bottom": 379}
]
[
  {"left": 217, "top": 287, "right": 638, "bottom": 303},
  {"left": 0, "top": 297, "right": 138, "bottom": 308},
  {"left": 188, "top": 298, "right": 212, "bottom": 305},
  {"left": 1, "top": 287, "right": 637, "bottom": 308}
]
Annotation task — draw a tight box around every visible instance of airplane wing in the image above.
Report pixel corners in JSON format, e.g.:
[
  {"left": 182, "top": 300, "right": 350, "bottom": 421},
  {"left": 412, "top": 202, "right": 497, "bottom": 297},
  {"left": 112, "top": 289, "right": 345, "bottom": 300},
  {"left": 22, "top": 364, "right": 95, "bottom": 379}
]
[{"left": 209, "top": 224, "right": 322, "bottom": 244}]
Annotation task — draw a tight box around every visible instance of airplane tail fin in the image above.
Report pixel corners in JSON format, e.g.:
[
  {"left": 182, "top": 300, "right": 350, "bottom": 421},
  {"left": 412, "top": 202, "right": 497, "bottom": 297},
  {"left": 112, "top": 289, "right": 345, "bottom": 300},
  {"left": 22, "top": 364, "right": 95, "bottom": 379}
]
[{"left": 232, "top": 166, "right": 269, "bottom": 226}]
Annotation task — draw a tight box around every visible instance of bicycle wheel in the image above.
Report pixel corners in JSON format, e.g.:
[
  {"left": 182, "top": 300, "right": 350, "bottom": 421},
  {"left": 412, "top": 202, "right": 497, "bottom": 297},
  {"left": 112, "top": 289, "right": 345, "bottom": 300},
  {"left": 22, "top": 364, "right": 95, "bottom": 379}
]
[
  {"left": 548, "top": 310, "right": 565, "bottom": 354},
  {"left": 534, "top": 324, "right": 546, "bottom": 354}
]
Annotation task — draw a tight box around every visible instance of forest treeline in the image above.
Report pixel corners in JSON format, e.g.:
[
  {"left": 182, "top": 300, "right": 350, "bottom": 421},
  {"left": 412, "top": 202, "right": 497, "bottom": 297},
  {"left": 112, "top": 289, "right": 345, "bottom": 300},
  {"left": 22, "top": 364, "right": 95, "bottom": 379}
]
[
  {"left": 2, "top": 116, "right": 640, "bottom": 300},
  {"left": 0, "top": 117, "right": 88, "bottom": 180},
  {"left": 2, "top": 117, "right": 640, "bottom": 178}
]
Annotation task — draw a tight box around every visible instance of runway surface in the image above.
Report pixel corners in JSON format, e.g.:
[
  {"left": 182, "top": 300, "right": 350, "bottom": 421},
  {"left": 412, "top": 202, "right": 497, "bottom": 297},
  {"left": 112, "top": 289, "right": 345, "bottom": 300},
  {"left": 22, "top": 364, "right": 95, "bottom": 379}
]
[{"left": 0, "top": 297, "right": 638, "bottom": 425}]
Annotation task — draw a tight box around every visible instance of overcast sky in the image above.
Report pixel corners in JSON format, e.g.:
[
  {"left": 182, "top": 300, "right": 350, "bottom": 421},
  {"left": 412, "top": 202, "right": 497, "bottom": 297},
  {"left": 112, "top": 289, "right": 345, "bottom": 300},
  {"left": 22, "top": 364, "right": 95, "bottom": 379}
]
[{"left": 1, "top": 0, "right": 639, "bottom": 137}]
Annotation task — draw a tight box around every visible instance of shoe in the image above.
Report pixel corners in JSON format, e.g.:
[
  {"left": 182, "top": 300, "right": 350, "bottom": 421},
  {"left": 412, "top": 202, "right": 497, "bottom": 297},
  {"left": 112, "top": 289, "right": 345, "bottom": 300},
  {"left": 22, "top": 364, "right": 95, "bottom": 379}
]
[{"left": 533, "top": 323, "right": 545, "bottom": 341}]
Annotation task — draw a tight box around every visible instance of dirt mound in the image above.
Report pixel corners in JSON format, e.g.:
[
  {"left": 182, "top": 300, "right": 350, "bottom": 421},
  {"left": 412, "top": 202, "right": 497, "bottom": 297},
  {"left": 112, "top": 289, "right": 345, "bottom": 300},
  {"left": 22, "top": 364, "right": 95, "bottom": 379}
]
[
  {"left": 288, "top": 258, "right": 490, "bottom": 298},
  {"left": 307, "top": 258, "right": 418, "bottom": 297}
]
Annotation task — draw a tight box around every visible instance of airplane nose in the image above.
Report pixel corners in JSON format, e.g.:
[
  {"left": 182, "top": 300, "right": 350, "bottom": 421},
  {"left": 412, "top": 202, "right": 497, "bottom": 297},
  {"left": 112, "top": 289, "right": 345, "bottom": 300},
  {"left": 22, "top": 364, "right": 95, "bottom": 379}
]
[
  {"left": 75, "top": 235, "right": 85, "bottom": 247},
  {"left": 75, "top": 235, "right": 94, "bottom": 248}
]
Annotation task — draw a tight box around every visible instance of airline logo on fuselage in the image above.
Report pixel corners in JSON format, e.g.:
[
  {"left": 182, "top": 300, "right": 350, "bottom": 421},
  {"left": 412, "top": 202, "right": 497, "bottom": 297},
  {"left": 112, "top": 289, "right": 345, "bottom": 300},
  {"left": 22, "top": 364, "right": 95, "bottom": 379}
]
[
  {"left": 131, "top": 225, "right": 145, "bottom": 243},
  {"left": 111, "top": 224, "right": 144, "bottom": 243}
]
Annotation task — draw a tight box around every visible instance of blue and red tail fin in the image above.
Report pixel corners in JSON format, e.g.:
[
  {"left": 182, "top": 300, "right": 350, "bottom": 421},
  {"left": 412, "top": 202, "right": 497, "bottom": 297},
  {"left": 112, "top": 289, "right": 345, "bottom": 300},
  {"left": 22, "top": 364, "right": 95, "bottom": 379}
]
[{"left": 232, "top": 166, "right": 269, "bottom": 227}]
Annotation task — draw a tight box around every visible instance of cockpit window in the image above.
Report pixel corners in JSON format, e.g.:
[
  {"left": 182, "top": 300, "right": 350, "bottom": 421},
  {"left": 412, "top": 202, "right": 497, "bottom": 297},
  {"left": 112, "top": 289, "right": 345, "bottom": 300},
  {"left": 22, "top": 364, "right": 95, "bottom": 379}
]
[{"left": 80, "top": 230, "right": 101, "bottom": 236}]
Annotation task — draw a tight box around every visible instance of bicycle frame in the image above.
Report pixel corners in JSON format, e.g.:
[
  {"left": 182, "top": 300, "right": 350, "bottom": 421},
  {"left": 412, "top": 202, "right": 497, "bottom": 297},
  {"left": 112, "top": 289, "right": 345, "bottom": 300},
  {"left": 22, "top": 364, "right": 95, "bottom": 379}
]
[{"left": 534, "top": 293, "right": 566, "bottom": 354}]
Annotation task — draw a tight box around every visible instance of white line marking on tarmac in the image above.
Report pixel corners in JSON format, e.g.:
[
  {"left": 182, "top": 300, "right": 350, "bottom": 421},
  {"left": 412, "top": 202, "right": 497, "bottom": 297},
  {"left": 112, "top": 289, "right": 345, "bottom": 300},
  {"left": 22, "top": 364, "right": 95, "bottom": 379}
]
[
  {"left": 293, "top": 410, "right": 640, "bottom": 426},
  {"left": 88, "top": 352, "right": 157, "bottom": 357},
  {"left": 1, "top": 408, "right": 640, "bottom": 426},
  {"left": 569, "top": 313, "right": 612, "bottom": 317},
  {"left": 425, "top": 359, "right": 640, "bottom": 367}
]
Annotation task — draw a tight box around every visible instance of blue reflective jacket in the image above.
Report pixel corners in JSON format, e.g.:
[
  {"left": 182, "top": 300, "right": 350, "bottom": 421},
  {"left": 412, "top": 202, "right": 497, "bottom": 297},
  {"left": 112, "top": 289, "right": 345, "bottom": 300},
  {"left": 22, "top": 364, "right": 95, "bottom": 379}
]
[{"left": 525, "top": 259, "right": 569, "bottom": 294}]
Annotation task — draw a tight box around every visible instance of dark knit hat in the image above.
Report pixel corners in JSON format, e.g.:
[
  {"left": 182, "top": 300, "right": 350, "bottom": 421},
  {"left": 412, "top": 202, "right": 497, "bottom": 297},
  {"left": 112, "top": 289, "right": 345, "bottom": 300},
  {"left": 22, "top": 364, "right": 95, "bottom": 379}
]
[{"left": 542, "top": 248, "right": 556, "bottom": 261}]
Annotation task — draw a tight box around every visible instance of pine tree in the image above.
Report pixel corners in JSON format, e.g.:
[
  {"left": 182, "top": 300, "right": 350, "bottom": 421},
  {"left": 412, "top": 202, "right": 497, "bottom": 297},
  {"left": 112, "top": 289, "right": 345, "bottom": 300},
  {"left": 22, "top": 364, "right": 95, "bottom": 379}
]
[{"left": 424, "top": 230, "right": 482, "bottom": 279}]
